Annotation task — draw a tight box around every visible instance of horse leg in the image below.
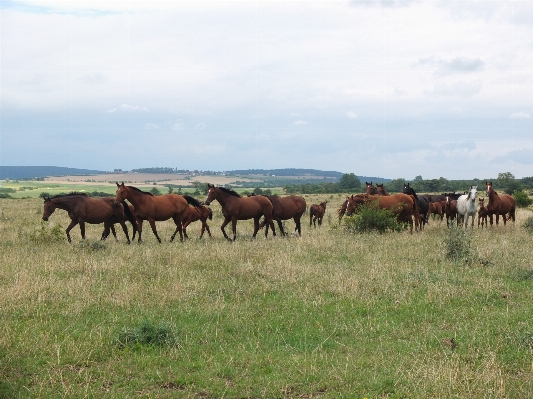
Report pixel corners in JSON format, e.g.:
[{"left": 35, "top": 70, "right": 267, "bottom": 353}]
[
  {"left": 118, "top": 221, "right": 131, "bottom": 244},
  {"left": 110, "top": 224, "right": 119, "bottom": 241},
  {"left": 310, "top": 212, "right": 313, "bottom": 228},
  {"left": 232, "top": 218, "right": 238, "bottom": 241},
  {"left": 182, "top": 220, "right": 190, "bottom": 240},
  {"left": 101, "top": 223, "right": 110, "bottom": 240},
  {"left": 79, "top": 221, "right": 86, "bottom": 239},
  {"left": 205, "top": 222, "right": 212, "bottom": 238},
  {"left": 136, "top": 219, "right": 144, "bottom": 243},
  {"left": 148, "top": 219, "right": 162, "bottom": 243},
  {"left": 220, "top": 217, "right": 232, "bottom": 241},
  {"left": 170, "top": 216, "right": 184, "bottom": 242},
  {"left": 277, "top": 219, "right": 285, "bottom": 236},
  {"left": 198, "top": 220, "right": 205, "bottom": 239},
  {"left": 65, "top": 220, "right": 78, "bottom": 243},
  {"left": 252, "top": 217, "right": 260, "bottom": 240},
  {"left": 294, "top": 217, "right": 301, "bottom": 236}
]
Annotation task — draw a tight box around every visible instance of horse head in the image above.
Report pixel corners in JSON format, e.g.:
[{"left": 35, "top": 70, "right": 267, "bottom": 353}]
[
  {"left": 204, "top": 184, "right": 216, "bottom": 205},
  {"left": 485, "top": 181, "right": 494, "bottom": 197},
  {"left": 114, "top": 182, "right": 127, "bottom": 205},
  {"left": 467, "top": 185, "right": 477, "bottom": 203},
  {"left": 42, "top": 197, "right": 55, "bottom": 221}
]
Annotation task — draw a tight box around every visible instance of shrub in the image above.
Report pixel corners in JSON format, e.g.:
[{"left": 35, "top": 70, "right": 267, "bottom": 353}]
[
  {"left": 444, "top": 226, "right": 473, "bottom": 264},
  {"left": 39, "top": 192, "right": 51, "bottom": 199},
  {"left": 29, "top": 222, "right": 64, "bottom": 243},
  {"left": 522, "top": 216, "right": 533, "bottom": 234},
  {"left": 115, "top": 319, "right": 178, "bottom": 349},
  {"left": 343, "top": 203, "right": 402, "bottom": 234},
  {"left": 513, "top": 190, "right": 533, "bottom": 208}
]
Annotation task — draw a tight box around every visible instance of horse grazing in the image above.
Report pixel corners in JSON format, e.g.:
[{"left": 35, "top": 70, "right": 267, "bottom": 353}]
[
  {"left": 181, "top": 204, "right": 213, "bottom": 239},
  {"left": 204, "top": 184, "right": 276, "bottom": 241},
  {"left": 477, "top": 198, "right": 488, "bottom": 228},
  {"left": 42, "top": 193, "right": 137, "bottom": 243},
  {"left": 457, "top": 186, "right": 478, "bottom": 229},
  {"left": 310, "top": 201, "right": 327, "bottom": 227},
  {"left": 257, "top": 195, "right": 307, "bottom": 236},
  {"left": 114, "top": 182, "right": 202, "bottom": 243},
  {"left": 343, "top": 194, "right": 419, "bottom": 233},
  {"left": 403, "top": 183, "right": 430, "bottom": 229},
  {"left": 485, "top": 182, "right": 516, "bottom": 226}
]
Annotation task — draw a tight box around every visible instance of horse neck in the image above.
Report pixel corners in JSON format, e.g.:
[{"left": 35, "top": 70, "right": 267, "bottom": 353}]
[
  {"left": 212, "top": 189, "right": 234, "bottom": 207},
  {"left": 123, "top": 187, "right": 146, "bottom": 207},
  {"left": 51, "top": 196, "right": 80, "bottom": 212},
  {"left": 487, "top": 188, "right": 499, "bottom": 207}
]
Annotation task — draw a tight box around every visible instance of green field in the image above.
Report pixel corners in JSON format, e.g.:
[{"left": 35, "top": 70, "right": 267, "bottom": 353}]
[{"left": 1, "top": 194, "right": 533, "bottom": 398}]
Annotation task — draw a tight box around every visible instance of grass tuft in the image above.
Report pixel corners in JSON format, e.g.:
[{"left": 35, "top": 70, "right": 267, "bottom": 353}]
[
  {"left": 115, "top": 319, "right": 178, "bottom": 349},
  {"left": 443, "top": 226, "right": 474, "bottom": 264}
]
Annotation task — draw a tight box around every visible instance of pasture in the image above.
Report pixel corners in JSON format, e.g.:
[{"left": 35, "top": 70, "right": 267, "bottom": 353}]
[{"left": 2, "top": 194, "right": 533, "bottom": 398}]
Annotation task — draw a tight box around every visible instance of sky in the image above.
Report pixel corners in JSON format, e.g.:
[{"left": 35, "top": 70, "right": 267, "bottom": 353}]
[{"left": 1, "top": 0, "right": 532, "bottom": 180}]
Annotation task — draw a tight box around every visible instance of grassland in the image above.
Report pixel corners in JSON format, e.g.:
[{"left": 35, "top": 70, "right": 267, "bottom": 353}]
[{"left": 1, "top": 194, "right": 533, "bottom": 398}]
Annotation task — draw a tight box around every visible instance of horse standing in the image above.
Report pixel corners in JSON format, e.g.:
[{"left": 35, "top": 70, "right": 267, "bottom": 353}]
[
  {"left": 457, "top": 186, "right": 478, "bottom": 229},
  {"left": 42, "top": 193, "right": 136, "bottom": 243},
  {"left": 444, "top": 196, "right": 458, "bottom": 227},
  {"left": 403, "top": 183, "right": 430, "bottom": 229},
  {"left": 485, "top": 182, "right": 516, "bottom": 226},
  {"left": 101, "top": 202, "right": 138, "bottom": 241},
  {"left": 477, "top": 198, "right": 488, "bottom": 228},
  {"left": 258, "top": 195, "right": 307, "bottom": 236},
  {"left": 376, "top": 184, "right": 390, "bottom": 196},
  {"left": 204, "top": 184, "right": 276, "bottom": 241},
  {"left": 310, "top": 201, "right": 327, "bottom": 227},
  {"left": 342, "top": 194, "right": 418, "bottom": 233},
  {"left": 114, "top": 182, "right": 202, "bottom": 243},
  {"left": 181, "top": 204, "right": 213, "bottom": 239}
]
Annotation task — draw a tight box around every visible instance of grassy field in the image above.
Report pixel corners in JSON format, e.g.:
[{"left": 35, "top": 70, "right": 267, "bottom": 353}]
[{"left": 1, "top": 194, "right": 533, "bottom": 398}]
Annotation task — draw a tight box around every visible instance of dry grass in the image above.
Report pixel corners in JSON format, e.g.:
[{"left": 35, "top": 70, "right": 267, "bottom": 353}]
[{"left": 1, "top": 195, "right": 533, "bottom": 398}]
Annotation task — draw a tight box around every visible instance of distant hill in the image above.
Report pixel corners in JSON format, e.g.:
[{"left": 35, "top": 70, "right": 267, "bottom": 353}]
[
  {"left": 0, "top": 166, "right": 105, "bottom": 180},
  {"left": 227, "top": 168, "right": 390, "bottom": 183}
]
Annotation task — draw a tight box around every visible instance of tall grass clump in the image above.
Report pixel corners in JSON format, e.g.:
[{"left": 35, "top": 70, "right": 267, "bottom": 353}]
[
  {"left": 444, "top": 226, "right": 474, "bottom": 263},
  {"left": 343, "top": 203, "right": 402, "bottom": 234},
  {"left": 28, "top": 221, "right": 64, "bottom": 243},
  {"left": 115, "top": 319, "right": 178, "bottom": 349},
  {"left": 522, "top": 215, "right": 533, "bottom": 234}
]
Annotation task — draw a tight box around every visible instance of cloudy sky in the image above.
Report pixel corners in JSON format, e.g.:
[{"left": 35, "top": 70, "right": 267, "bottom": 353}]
[{"left": 1, "top": 1, "right": 532, "bottom": 179}]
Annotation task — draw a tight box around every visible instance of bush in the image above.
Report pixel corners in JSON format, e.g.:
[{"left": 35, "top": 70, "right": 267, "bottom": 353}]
[
  {"left": 115, "top": 319, "right": 178, "bottom": 349},
  {"left": 343, "top": 203, "right": 402, "bottom": 234},
  {"left": 444, "top": 226, "right": 473, "bottom": 264},
  {"left": 513, "top": 190, "right": 533, "bottom": 208},
  {"left": 29, "top": 222, "right": 64, "bottom": 243},
  {"left": 522, "top": 216, "right": 533, "bottom": 235}
]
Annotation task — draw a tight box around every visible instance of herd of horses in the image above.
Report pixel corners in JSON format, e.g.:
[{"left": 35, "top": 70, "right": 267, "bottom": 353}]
[{"left": 40, "top": 181, "right": 517, "bottom": 243}]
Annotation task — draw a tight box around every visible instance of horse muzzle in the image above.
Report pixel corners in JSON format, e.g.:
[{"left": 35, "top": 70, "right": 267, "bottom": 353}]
[
  {"left": 42, "top": 215, "right": 49, "bottom": 221},
  {"left": 204, "top": 199, "right": 211, "bottom": 206}
]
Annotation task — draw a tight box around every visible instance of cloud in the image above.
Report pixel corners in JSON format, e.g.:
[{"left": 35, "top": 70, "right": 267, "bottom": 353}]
[
  {"left": 510, "top": 112, "right": 531, "bottom": 119},
  {"left": 294, "top": 120, "right": 308, "bottom": 126},
  {"left": 346, "top": 111, "right": 358, "bottom": 119},
  {"left": 416, "top": 56, "right": 484, "bottom": 75},
  {"left": 425, "top": 80, "right": 482, "bottom": 97},
  {"left": 106, "top": 104, "right": 148, "bottom": 113},
  {"left": 145, "top": 123, "right": 159, "bottom": 130},
  {"left": 173, "top": 120, "right": 185, "bottom": 131},
  {"left": 494, "top": 149, "right": 533, "bottom": 165},
  {"left": 195, "top": 122, "right": 206, "bottom": 130},
  {"left": 79, "top": 73, "right": 106, "bottom": 85}
]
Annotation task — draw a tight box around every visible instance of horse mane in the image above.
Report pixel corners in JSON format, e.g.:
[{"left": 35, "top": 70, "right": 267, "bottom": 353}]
[
  {"left": 217, "top": 186, "right": 241, "bottom": 197},
  {"left": 50, "top": 192, "right": 88, "bottom": 199},
  {"left": 127, "top": 186, "right": 153, "bottom": 196}
]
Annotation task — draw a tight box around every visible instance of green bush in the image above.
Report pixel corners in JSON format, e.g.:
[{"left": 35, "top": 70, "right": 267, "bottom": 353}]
[
  {"left": 343, "top": 203, "right": 402, "bottom": 234},
  {"left": 115, "top": 319, "right": 178, "bottom": 349},
  {"left": 513, "top": 190, "right": 533, "bottom": 208},
  {"left": 444, "top": 227, "right": 473, "bottom": 264},
  {"left": 29, "top": 222, "right": 64, "bottom": 243},
  {"left": 522, "top": 216, "right": 533, "bottom": 234}
]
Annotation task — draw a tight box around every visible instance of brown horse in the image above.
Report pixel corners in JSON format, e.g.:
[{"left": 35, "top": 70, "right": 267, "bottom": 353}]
[
  {"left": 42, "top": 193, "right": 137, "bottom": 243},
  {"left": 485, "top": 182, "right": 516, "bottom": 226},
  {"left": 444, "top": 196, "right": 458, "bottom": 227},
  {"left": 114, "top": 182, "right": 202, "bottom": 243},
  {"left": 181, "top": 204, "right": 213, "bottom": 239},
  {"left": 343, "top": 194, "right": 418, "bottom": 233},
  {"left": 428, "top": 200, "right": 446, "bottom": 221},
  {"left": 101, "top": 202, "right": 138, "bottom": 241},
  {"left": 365, "top": 182, "right": 378, "bottom": 195},
  {"left": 376, "top": 184, "right": 390, "bottom": 196},
  {"left": 477, "top": 198, "right": 488, "bottom": 228},
  {"left": 258, "top": 195, "right": 307, "bottom": 236},
  {"left": 310, "top": 201, "right": 327, "bottom": 227},
  {"left": 204, "top": 184, "right": 276, "bottom": 241}
]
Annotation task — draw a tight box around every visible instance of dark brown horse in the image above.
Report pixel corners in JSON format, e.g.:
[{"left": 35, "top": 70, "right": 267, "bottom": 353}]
[
  {"left": 428, "top": 200, "right": 446, "bottom": 221},
  {"left": 101, "top": 202, "right": 138, "bottom": 241},
  {"left": 376, "top": 184, "right": 390, "bottom": 196},
  {"left": 42, "top": 193, "right": 137, "bottom": 243},
  {"left": 114, "top": 182, "right": 202, "bottom": 243},
  {"left": 444, "top": 196, "right": 458, "bottom": 227},
  {"left": 310, "top": 201, "right": 327, "bottom": 227},
  {"left": 258, "top": 195, "right": 307, "bottom": 236},
  {"left": 485, "top": 182, "right": 516, "bottom": 226},
  {"left": 204, "top": 184, "right": 276, "bottom": 241},
  {"left": 181, "top": 204, "right": 213, "bottom": 239},
  {"left": 477, "top": 198, "right": 488, "bottom": 228},
  {"left": 365, "top": 182, "right": 378, "bottom": 195},
  {"left": 342, "top": 194, "right": 418, "bottom": 233}
]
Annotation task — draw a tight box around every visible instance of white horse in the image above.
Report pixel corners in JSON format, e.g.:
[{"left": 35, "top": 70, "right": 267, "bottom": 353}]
[{"left": 457, "top": 186, "right": 478, "bottom": 229}]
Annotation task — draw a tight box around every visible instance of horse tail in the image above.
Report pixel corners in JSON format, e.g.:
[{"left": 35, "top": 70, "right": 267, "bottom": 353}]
[
  {"left": 183, "top": 194, "right": 202, "bottom": 208},
  {"left": 337, "top": 199, "right": 348, "bottom": 221},
  {"left": 208, "top": 207, "right": 213, "bottom": 220},
  {"left": 122, "top": 201, "right": 138, "bottom": 232}
]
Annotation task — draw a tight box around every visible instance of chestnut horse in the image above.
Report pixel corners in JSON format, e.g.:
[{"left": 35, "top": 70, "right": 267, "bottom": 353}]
[
  {"left": 376, "top": 184, "right": 390, "bottom": 196},
  {"left": 342, "top": 194, "right": 419, "bottom": 233},
  {"left": 204, "top": 184, "right": 276, "bottom": 241},
  {"left": 444, "top": 196, "right": 458, "bottom": 227},
  {"left": 256, "top": 195, "right": 307, "bottom": 236},
  {"left": 114, "top": 183, "right": 202, "bottom": 243},
  {"left": 42, "top": 193, "right": 137, "bottom": 243},
  {"left": 365, "top": 182, "right": 390, "bottom": 196},
  {"left": 477, "top": 198, "right": 488, "bottom": 228},
  {"left": 485, "top": 182, "right": 516, "bottom": 226},
  {"left": 181, "top": 204, "right": 213, "bottom": 239},
  {"left": 101, "top": 202, "right": 138, "bottom": 241},
  {"left": 310, "top": 201, "right": 327, "bottom": 227}
]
